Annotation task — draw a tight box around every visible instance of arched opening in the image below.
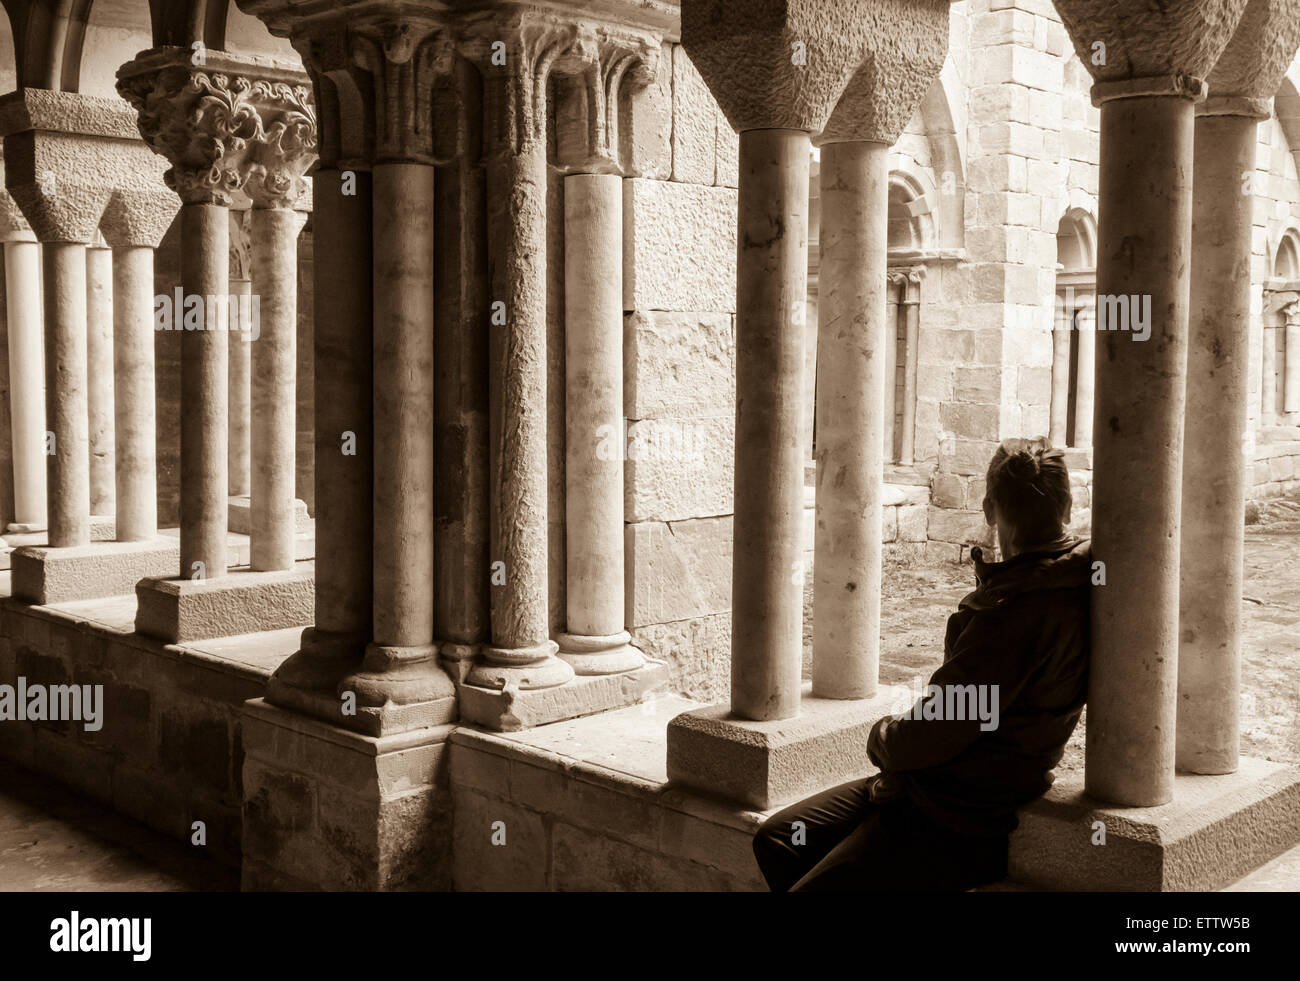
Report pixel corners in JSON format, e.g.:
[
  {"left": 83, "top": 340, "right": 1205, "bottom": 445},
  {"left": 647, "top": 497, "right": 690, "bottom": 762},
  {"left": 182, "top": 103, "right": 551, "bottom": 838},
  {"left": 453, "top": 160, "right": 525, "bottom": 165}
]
[
  {"left": 1052, "top": 209, "right": 1098, "bottom": 449},
  {"left": 1263, "top": 229, "right": 1300, "bottom": 423}
]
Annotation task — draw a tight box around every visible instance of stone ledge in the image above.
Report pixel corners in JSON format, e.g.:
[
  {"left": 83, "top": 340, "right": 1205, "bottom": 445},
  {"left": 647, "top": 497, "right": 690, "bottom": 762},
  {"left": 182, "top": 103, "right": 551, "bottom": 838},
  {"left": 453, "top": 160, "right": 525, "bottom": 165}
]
[
  {"left": 227, "top": 495, "right": 312, "bottom": 536},
  {"left": 1008, "top": 758, "right": 1300, "bottom": 891},
  {"left": 11, "top": 538, "right": 180, "bottom": 605},
  {"left": 135, "top": 565, "right": 315, "bottom": 644},
  {"left": 456, "top": 660, "right": 669, "bottom": 732},
  {"left": 666, "top": 682, "right": 914, "bottom": 809}
]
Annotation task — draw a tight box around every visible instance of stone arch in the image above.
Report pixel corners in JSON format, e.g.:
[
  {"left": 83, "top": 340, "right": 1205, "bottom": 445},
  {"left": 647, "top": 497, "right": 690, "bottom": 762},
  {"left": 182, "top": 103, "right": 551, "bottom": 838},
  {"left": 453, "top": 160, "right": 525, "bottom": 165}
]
[
  {"left": 0, "top": 0, "right": 92, "bottom": 91},
  {"left": 1275, "top": 67, "right": 1300, "bottom": 185},
  {"left": 1272, "top": 223, "right": 1300, "bottom": 280},
  {"left": 916, "top": 59, "right": 964, "bottom": 250},
  {"left": 148, "top": 0, "right": 228, "bottom": 49},
  {"left": 78, "top": 0, "right": 151, "bottom": 99},
  {"left": 887, "top": 168, "right": 937, "bottom": 252},
  {"left": 1056, "top": 206, "right": 1097, "bottom": 273}
]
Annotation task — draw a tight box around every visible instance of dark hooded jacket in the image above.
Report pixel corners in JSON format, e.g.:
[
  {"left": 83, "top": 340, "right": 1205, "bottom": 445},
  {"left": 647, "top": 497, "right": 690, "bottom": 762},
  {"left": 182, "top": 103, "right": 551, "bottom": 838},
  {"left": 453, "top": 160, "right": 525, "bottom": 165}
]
[{"left": 866, "top": 536, "right": 1092, "bottom": 835}]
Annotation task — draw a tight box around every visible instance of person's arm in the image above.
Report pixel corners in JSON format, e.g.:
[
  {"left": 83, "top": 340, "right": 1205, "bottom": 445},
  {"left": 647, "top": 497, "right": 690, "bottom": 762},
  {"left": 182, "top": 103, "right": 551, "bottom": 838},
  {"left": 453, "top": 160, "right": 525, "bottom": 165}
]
[{"left": 867, "top": 605, "right": 1036, "bottom": 773}]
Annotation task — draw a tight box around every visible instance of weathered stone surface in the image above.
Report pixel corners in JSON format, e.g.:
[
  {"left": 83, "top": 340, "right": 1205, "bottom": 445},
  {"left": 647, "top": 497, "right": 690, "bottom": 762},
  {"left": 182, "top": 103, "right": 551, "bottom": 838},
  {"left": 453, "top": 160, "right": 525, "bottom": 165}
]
[
  {"left": 624, "top": 311, "right": 735, "bottom": 418},
  {"left": 898, "top": 503, "right": 928, "bottom": 542},
  {"left": 927, "top": 506, "right": 994, "bottom": 546},
  {"left": 456, "top": 661, "right": 667, "bottom": 732},
  {"left": 625, "top": 415, "right": 734, "bottom": 522},
  {"left": 672, "top": 45, "right": 717, "bottom": 184},
  {"left": 631, "top": 612, "right": 731, "bottom": 702},
  {"left": 623, "top": 177, "right": 736, "bottom": 312},
  {"left": 625, "top": 41, "right": 674, "bottom": 178},
  {"left": 626, "top": 517, "right": 732, "bottom": 627},
  {"left": 716, "top": 109, "right": 738, "bottom": 187},
  {"left": 135, "top": 567, "right": 315, "bottom": 643},
  {"left": 11, "top": 539, "right": 180, "bottom": 605}
]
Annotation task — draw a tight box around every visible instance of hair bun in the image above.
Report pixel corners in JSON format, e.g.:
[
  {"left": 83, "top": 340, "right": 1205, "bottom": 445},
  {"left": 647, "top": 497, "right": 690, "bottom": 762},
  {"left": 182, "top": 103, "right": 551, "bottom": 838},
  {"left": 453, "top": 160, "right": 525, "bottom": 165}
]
[{"left": 1003, "top": 451, "right": 1040, "bottom": 481}]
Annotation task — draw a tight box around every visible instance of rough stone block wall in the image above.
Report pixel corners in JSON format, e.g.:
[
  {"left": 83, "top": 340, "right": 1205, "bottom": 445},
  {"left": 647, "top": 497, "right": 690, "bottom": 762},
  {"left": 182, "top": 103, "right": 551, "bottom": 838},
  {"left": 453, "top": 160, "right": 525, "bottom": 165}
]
[
  {"left": 0, "top": 601, "right": 260, "bottom": 868},
  {"left": 621, "top": 42, "right": 738, "bottom": 703}
]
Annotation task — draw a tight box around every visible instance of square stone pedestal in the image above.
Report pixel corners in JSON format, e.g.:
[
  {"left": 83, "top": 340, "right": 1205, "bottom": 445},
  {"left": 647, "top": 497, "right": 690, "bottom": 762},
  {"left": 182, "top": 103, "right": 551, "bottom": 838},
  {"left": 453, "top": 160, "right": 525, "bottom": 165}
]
[
  {"left": 666, "top": 682, "right": 915, "bottom": 809},
  {"left": 456, "top": 661, "right": 669, "bottom": 732},
  {"left": 227, "top": 495, "right": 311, "bottom": 535},
  {"left": 240, "top": 698, "right": 453, "bottom": 890},
  {"left": 11, "top": 539, "right": 180, "bottom": 604},
  {"left": 135, "top": 565, "right": 314, "bottom": 643},
  {"left": 1008, "top": 757, "right": 1300, "bottom": 891}
]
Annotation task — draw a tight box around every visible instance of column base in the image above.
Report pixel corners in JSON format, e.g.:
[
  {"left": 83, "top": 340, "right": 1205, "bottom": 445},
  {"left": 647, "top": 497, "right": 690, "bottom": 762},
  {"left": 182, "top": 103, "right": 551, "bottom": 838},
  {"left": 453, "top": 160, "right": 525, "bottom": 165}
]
[
  {"left": 134, "top": 566, "right": 315, "bottom": 643},
  {"left": 263, "top": 627, "right": 368, "bottom": 728},
  {"left": 556, "top": 630, "right": 646, "bottom": 675},
  {"left": 6, "top": 522, "right": 45, "bottom": 534},
  {"left": 456, "top": 659, "right": 668, "bottom": 732},
  {"left": 465, "top": 638, "right": 575, "bottom": 690},
  {"left": 438, "top": 641, "right": 480, "bottom": 684},
  {"left": 666, "top": 682, "right": 915, "bottom": 809},
  {"left": 11, "top": 539, "right": 180, "bottom": 604},
  {"left": 1008, "top": 757, "right": 1300, "bottom": 891},
  {"left": 240, "top": 698, "right": 453, "bottom": 891},
  {"left": 335, "top": 642, "right": 458, "bottom": 737}
]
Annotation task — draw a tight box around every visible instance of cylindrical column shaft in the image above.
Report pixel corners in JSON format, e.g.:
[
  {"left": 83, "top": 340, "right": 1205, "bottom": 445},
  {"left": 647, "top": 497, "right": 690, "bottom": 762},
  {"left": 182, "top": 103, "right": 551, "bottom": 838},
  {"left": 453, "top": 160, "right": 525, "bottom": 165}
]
[
  {"left": 179, "top": 204, "right": 229, "bottom": 580},
  {"left": 1050, "top": 296, "right": 1071, "bottom": 447},
  {"left": 1178, "top": 111, "right": 1257, "bottom": 774},
  {"left": 371, "top": 163, "right": 435, "bottom": 649},
  {"left": 558, "top": 173, "right": 643, "bottom": 675},
  {"left": 1086, "top": 92, "right": 1194, "bottom": 807},
  {"left": 43, "top": 242, "right": 91, "bottom": 548},
  {"left": 111, "top": 246, "right": 158, "bottom": 541},
  {"left": 1261, "top": 323, "right": 1277, "bottom": 420},
  {"left": 813, "top": 140, "right": 887, "bottom": 699},
  {"left": 468, "top": 138, "right": 572, "bottom": 690},
  {"left": 1073, "top": 298, "right": 1096, "bottom": 448},
  {"left": 1285, "top": 321, "right": 1300, "bottom": 414},
  {"left": 5, "top": 237, "right": 46, "bottom": 531},
  {"left": 86, "top": 245, "right": 115, "bottom": 517},
  {"left": 899, "top": 278, "right": 921, "bottom": 466},
  {"left": 883, "top": 279, "right": 899, "bottom": 464},
  {"left": 249, "top": 206, "right": 298, "bottom": 571},
  {"left": 732, "top": 129, "right": 809, "bottom": 721},
  {"left": 228, "top": 278, "right": 252, "bottom": 496}
]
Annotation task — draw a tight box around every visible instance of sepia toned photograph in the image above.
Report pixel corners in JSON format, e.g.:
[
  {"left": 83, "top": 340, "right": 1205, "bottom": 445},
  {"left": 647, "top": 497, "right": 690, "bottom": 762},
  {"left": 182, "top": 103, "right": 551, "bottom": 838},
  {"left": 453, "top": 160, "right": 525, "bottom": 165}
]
[{"left": 0, "top": 0, "right": 1295, "bottom": 964}]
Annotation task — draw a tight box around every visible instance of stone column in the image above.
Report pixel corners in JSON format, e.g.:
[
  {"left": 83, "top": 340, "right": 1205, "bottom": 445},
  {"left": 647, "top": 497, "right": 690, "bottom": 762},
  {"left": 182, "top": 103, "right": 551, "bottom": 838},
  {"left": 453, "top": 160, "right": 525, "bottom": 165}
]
[
  {"left": 1179, "top": 8, "right": 1300, "bottom": 775},
  {"left": 1261, "top": 299, "right": 1277, "bottom": 421},
  {"left": 247, "top": 159, "right": 314, "bottom": 574},
  {"left": 555, "top": 37, "right": 659, "bottom": 676},
  {"left": 462, "top": 18, "right": 577, "bottom": 692},
  {"left": 3, "top": 228, "right": 46, "bottom": 532},
  {"left": 898, "top": 267, "right": 924, "bottom": 466},
  {"left": 883, "top": 271, "right": 904, "bottom": 463},
  {"left": 1050, "top": 291, "right": 1071, "bottom": 447},
  {"left": 85, "top": 241, "right": 115, "bottom": 518},
  {"left": 337, "top": 26, "right": 456, "bottom": 730},
  {"left": 811, "top": 19, "right": 946, "bottom": 703},
  {"left": 1053, "top": 0, "right": 1248, "bottom": 806},
  {"left": 41, "top": 240, "right": 92, "bottom": 547},
  {"left": 228, "top": 210, "right": 253, "bottom": 498},
  {"left": 1286, "top": 304, "right": 1300, "bottom": 414},
  {"left": 1072, "top": 293, "right": 1095, "bottom": 449},
  {"left": 98, "top": 184, "right": 179, "bottom": 543},
  {"left": 267, "top": 48, "right": 379, "bottom": 721}
]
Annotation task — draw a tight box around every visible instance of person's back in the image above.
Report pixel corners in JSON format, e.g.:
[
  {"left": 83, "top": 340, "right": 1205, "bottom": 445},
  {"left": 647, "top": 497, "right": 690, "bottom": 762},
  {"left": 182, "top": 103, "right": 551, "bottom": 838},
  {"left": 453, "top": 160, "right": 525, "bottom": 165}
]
[{"left": 752, "top": 438, "right": 1091, "bottom": 891}]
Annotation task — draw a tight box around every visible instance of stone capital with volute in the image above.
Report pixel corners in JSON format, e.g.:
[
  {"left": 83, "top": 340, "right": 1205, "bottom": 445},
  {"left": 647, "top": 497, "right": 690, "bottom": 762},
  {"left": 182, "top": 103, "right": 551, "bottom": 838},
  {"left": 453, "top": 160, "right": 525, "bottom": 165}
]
[{"left": 117, "top": 48, "right": 317, "bottom": 208}]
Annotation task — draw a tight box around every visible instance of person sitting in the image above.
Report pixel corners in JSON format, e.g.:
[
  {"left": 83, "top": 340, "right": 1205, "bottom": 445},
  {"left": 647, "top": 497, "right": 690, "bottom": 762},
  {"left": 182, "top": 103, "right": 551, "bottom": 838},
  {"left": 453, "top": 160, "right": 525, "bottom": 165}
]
[{"left": 752, "top": 438, "right": 1092, "bottom": 891}]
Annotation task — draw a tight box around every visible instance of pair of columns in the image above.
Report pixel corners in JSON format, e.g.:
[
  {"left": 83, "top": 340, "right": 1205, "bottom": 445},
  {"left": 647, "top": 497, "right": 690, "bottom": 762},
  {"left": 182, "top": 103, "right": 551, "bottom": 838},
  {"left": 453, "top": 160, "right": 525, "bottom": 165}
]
[
  {"left": 1259, "top": 291, "right": 1300, "bottom": 419},
  {"left": 882, "top": 267, "right": 923, "bottom": 466},
  {"left": 118, "top": 52, "right": 314, "bottom": 581}
]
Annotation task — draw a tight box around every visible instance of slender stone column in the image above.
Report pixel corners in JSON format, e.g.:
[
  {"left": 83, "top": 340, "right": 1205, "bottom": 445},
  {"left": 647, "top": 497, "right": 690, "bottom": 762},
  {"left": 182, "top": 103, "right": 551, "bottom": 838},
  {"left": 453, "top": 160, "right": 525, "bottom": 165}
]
[
  {"left": 109, "top": 245, "right": 161, "bottom": 541},
  {"left": 464, "top": 21, "right": 576, "bottom": 692},
  {"left": 85, "top": 243, "right": 115, "bottom": 517},
  {"left": 1178, "top": 5, "right": 1300, "bottom": 772},
  {"left": 3, "top": 232, "right": 46, "bottom": 531},
  {"left": 248, "top": 204, "right": 300, "bottom": 571},
  {"left": 813, "top": 139, "right": 887, "bottom": 700},
  {"left": 43, "top": 241, "right": 91, "bottom": 547},
  {"left": 1179, "top": 103, "right": 1258, "bottom": 775},
  {"left": 898, "top": 267, "right": 924, "bottom": 465},
  {"left": 883, "top": 271, "right": 903, "bottom": 463},
  {"left": 228, "top": 210, "right": 253, "bottom": 498},
  {"left": 1261, "top": 315, "right": 1277, "bottom": 420},
  {"left": 554, "top": 38, "right": 658, "bottom": 676},
  {"left": 432, "top": 56, "right": 490, "bottom": 677},
  {"left": 1073, "top": 294, "right": 1095, "bottom": 449},
  {"left": 1050, "top": 292, "right": 1071, "bottom": 447},
  {"left": 1286, "top": 308, "right": 1300, "bottom": 414},
  {"left": 1084, "top": 78, "right": 1201, "bottom": 807}
]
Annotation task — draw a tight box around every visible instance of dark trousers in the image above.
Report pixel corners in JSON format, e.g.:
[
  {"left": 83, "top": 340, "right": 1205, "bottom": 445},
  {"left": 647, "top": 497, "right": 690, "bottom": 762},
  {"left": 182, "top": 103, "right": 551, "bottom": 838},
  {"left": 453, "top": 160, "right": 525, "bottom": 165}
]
[{"left": 752, "top": 775, "right": 1009, "bottom": 892}]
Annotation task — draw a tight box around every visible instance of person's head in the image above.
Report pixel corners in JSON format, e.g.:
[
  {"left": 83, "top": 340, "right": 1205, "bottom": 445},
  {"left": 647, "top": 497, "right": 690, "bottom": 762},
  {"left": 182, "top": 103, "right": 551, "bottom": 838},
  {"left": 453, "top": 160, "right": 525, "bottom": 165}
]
[{"left": 981, "top": 438, "right": 1072, "bottom": 558}]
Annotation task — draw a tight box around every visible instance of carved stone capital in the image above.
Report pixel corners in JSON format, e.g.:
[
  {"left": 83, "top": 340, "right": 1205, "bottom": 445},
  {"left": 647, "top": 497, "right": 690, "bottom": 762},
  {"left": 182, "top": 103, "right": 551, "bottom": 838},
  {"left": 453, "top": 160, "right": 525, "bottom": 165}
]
[
  {"left": 349, "top": 20, "right": 452, "bottom": 164},
  {"left": 1206, "top": 0, "right": 1300, "bottom": 110},
  {"left": 461, "top": 12, "right": 586, "bottom": 158},
  {"left": 117, "top": 48, "right": 317, "bottom": 208},
  {"left": 557, "top": 24, "right": 661, "bottom": 174},
  {"left": 229, "top": 207, "right": 253, "bottom": 280},
  {"left": 1053, "top": 0, "right": 1250, "bottom": 87},
  {"left": 818, "top": 1, "right": 950, "bottom": 146}
]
